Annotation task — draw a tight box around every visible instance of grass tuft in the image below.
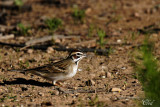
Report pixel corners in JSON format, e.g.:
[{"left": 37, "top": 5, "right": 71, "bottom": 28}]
[
  {"left": 134, "top": 35, "right": 160, "bottom": 106},
  {"left": 14, "top": 0, "right": 24, "bottom": 7},
  {"left": 17, "top": 23, "right": 30, "bottom": 36},
  {"left": 97, "top": 28, "right": 106, "bottom": 48},
  {"left": 88, "top": 24, "right": 95, "bottom": 37},
  {"left": 44, "top": 18, "right": 62, "bottom": 32},
  {"left": 88, "top": 95, "right": 105, "bottom": 107},
  {"left": 72, "top": 7, "right": 85, "bottom": 23}
]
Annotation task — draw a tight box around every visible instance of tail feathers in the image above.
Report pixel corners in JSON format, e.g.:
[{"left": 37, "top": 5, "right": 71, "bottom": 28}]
[
  {"left": 29, "top": 71, "right": 46, "bottom": 76},
  {"left": 8, "top": 69, "right": 25, "bottom": 73},
  {"left": 9, "top": 69, "right": 46, "bottom": 77}
]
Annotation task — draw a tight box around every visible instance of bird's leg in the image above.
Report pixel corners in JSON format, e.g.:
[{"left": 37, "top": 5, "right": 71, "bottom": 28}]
[
  {"left": 53, "top": 81, "right": 56, "bottom": 85},
  {"left": 53, "top": 81, "right": 63, "bottom": 87}
]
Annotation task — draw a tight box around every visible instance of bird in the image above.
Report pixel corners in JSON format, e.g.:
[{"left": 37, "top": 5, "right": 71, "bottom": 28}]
[{"left": 10, "top": 50, "right": 86, "bottom": 86}]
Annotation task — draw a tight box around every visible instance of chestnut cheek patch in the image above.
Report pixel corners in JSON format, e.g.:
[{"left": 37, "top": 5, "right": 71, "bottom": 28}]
[{"left": 73, "top": 55, "right": 77, "bottom": 59}]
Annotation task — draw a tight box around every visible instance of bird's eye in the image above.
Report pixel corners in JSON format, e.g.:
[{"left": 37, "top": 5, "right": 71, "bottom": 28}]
[
  {"left": 72, "top": 54, "right": 80, "bottom": 59},
  {"left": 77, "top": 53, "right": 82, "bottom": 56}
]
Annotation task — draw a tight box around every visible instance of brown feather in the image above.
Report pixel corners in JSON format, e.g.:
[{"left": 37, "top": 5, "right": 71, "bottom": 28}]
[{"left": 24, "top": 58, "right": 74, "bottom": 79}]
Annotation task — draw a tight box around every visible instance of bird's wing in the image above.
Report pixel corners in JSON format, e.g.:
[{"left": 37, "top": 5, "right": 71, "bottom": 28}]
[
  {"left": 25, "top": 58, "right": 72, "bottom": 75},
  {"left": 26, "top": 64, "right": 65, "bottom": 74}
]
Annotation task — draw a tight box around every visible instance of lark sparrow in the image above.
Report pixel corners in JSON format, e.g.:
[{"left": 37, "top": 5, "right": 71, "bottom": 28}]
[{"left": 11, "top": 50, "right": 86, "bottom": 86}]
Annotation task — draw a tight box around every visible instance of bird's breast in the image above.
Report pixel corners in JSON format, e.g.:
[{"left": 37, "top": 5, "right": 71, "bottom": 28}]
[{"left": 67, "top": 65, "right": 78, "bottom": 78}]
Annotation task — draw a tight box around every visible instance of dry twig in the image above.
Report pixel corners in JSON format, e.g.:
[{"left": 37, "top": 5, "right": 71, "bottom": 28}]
[
  {"left": 0, "top": 41, "right": 110, "bottom": 55},
  {"left": 0, "top": 34, "right": 14, "bottom": 40},
  {"left": 21, "top": 35, "right": 80, "bottom": 50},
  {"left": 68, "top": 39, "right": 96, "bottom": 47},
  {"left": 59, "top": 88, "right": 106, "bottom": 94}
]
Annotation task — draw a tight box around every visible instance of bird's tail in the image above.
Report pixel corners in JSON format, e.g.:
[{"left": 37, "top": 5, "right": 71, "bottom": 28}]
[
  {"left": 8, "top": 69, "right": 46, "bottom": 77},
  {"left": 8, "top": 69, "right": 26, "bottom": 73},
  {"left": 8, "top": 69, "right": 42, "bottom": 76}
]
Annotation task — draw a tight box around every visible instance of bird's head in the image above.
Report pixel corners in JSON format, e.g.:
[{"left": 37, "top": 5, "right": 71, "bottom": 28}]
[{"left": 68, "top": 50, "right": 86, "bottom": 64}]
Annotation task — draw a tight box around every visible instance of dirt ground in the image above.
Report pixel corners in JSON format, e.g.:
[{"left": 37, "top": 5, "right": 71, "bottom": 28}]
[{"left": 0, "top": 0, "right": 160, "bottom": 106}]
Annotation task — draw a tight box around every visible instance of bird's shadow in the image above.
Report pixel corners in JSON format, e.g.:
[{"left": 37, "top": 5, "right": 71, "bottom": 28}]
[{"left": 0, "top": 78, "right": 53, "bottom": 87}]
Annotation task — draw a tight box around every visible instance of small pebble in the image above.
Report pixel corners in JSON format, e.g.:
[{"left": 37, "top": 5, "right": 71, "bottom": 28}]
[
  {"left": 121, "top": 67, "right": 126, "bottom": 70},
  {"left": 117, "top": 39, "right": 121, "bottom": 43},
  {"left": 111, "top": 88, "right": 122, "bottom": 92},
  {"left": 110, "top": 95, "right": 119, "bottom": 101},
  {"left": 134, "top": 12, "right": 140, "bottom": 18},
  {"left": 85, "top": 8, "right": 92, "bottom": 15},
  {"left": 101, "top": 76, "right": 106, "bottom": 78},
  {"left": 85, "top": 79, "right": 95, "bottom": 86},
  {"left": 54, "top": 39, "right": 61, "bottom": 43},
  {"left": 38, "top": 92, "right": 44, "bottom": 96},
  {"left": 106, "top": 72, "right": 112, "bottom": 78},
  {"left": 51, "top": 90, "right": 59, "bottom": 95},
  {"left": 19, "top": 36, "right": 24, "bottom": 40},
  {"left": 30, "top": 99, "right": 35, "bottom": 102},
  {"left": 27, "top": 49, "right": 33, "bottom": 54},
  {"left": 47, "top": 47, "right": 54, "bottom": 53}
]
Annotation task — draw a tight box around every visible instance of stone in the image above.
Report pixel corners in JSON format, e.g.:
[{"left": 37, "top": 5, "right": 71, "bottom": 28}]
[
  {"left": 117, "top": 39, "right": 121, "bottom": 43},
  {"left": 111, "top": 88, "right": 122, "bottom": 92},
  {"left": 110, "top": 95, "right": 119, "bottom": 101},
  {"left": 106, "top": 72, "right": 112, "bottom": 78},
  {"left": 27, "top": 49, "right": 33, "bottom": 54},
  {"left": 85, "top": 79, "right": 95, "bottom": 86},
  {"left": 101, "top": 76, "right": 106, "bottom": 78},
  {"left": 47, "top": 47, "right": 54, "bottom": 53},
  {"left": 85, "top": 8, "right": 92, "bottom": 15},
  {"left": 38, "top": 92, "right": 44, "bottom": 96},
  {"left": 51, "top": 90, "right": 59, "bottom": 95}
]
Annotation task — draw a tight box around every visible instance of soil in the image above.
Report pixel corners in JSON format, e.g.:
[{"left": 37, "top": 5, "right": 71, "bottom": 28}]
[{"left": 0, "top": 0, "right": 160, "bottom": 106}]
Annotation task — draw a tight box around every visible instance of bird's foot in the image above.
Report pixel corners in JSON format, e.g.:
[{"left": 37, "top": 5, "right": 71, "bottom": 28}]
[{"left": 53, "top": 82, "right": 65, "bottom": 87}]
